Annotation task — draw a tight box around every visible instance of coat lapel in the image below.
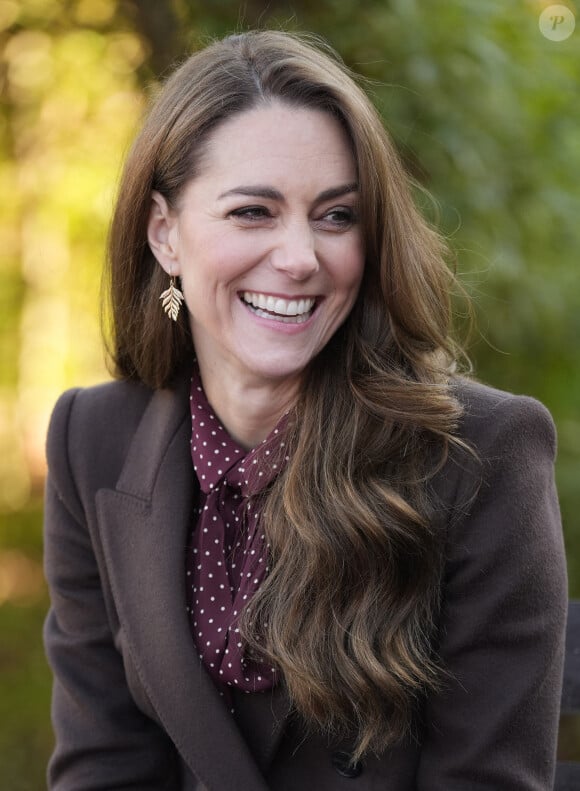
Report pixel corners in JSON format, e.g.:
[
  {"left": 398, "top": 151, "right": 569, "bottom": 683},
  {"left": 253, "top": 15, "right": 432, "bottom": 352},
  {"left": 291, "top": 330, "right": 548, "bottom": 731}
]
[{"left": 95, "top": 381, "right": 283, "bottom": 790}]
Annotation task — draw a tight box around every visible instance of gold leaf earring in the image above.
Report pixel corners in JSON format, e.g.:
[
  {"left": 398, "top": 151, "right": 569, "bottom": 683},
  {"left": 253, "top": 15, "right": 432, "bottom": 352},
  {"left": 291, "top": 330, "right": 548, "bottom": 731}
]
[{"left": 160, "top": 271, "right": 184, "bottom": 321}]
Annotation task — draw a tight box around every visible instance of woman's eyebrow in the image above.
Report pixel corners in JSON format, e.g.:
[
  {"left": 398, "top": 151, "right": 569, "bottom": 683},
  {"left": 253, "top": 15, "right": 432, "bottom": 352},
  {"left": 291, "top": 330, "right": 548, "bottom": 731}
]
[
  {"left": 217, "top": 182, "right": 359, "bottom": 203},
  {"left": 316, "top": 182, "right": 358, "bottom": 202}
]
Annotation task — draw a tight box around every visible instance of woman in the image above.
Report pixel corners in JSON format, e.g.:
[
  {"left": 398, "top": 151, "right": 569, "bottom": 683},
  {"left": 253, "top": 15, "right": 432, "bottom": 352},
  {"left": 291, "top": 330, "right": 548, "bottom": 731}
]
[{"left": 43, "top": 30, "right": 567, "bottom": 790}]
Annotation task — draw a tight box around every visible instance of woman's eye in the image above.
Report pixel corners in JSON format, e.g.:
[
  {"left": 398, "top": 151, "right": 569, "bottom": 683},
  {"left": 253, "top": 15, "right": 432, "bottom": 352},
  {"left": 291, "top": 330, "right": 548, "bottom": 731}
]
[
  {"left": 229, "top": 206, "right": 271, "bottom": 221},
  {"left": 320, "top": 207, "right": 357, "bottom": 228}
]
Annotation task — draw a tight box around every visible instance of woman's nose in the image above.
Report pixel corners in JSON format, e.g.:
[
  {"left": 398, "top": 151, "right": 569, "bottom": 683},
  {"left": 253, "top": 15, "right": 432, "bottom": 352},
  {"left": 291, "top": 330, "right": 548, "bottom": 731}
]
[{"left": 270, "top": 222, "right": 319, "bottom": 280}]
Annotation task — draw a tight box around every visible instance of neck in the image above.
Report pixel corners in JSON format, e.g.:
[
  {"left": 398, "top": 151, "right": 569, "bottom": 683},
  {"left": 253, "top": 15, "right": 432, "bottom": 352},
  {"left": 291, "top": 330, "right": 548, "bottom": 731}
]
[{"left": 196, "top": 358, "right": 299, "bottom": 450}]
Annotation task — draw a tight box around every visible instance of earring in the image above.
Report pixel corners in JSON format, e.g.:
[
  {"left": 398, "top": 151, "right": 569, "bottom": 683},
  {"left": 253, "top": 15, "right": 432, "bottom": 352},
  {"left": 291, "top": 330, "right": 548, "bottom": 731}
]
[{"left": 160, "top": 272, "right": 184, "bottom": 321}]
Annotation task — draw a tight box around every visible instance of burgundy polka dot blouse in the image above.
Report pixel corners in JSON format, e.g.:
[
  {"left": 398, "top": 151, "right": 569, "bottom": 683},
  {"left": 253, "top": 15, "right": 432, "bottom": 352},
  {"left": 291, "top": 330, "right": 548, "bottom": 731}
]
[{"left": 185, "top": 368, "right": 289, "bottom": 695}]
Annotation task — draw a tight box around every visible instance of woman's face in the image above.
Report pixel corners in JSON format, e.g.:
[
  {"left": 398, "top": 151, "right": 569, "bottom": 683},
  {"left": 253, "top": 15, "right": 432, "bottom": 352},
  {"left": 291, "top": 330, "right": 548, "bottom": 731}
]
[{"left": 148, "top": 101, "right": 364, "bottom": 390}]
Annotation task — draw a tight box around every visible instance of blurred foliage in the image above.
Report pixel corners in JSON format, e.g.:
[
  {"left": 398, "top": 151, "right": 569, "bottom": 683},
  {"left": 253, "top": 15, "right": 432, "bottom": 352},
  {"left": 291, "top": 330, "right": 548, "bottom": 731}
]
[
  {"left": 1, "top": 0, "right": 579, "bottom": 784},
  {"left": 0, "top": 503, "right": 50, "bottom": 791}
]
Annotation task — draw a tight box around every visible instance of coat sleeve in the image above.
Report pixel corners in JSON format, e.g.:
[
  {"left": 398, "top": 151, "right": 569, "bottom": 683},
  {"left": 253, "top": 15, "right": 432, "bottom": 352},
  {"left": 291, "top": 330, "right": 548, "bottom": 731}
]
[
  {"left": 416, "top": 393, "right": 568, "bottom": 790},
  {"left": 43, "top": 389, "right": 179, "bottom": 790}
]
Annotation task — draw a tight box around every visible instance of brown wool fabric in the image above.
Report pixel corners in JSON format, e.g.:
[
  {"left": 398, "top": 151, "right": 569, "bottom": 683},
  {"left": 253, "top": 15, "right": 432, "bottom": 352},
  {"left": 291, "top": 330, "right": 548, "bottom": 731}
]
[{"left": 186, "top": 367, "right": 288, "bottom": 695}]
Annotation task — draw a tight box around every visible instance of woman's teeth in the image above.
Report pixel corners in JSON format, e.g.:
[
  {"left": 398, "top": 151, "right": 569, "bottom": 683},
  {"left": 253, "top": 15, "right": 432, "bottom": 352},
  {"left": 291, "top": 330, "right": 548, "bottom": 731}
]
[{"left": 241, "top": 292, "right": 316, "bottom": 323}]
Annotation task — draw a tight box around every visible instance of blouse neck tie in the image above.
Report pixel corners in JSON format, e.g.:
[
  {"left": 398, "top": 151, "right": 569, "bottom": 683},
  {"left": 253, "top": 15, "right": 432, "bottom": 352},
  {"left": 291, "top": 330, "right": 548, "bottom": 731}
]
[{"left": 186, "top": 367, "right": 289, "bottom": 693}]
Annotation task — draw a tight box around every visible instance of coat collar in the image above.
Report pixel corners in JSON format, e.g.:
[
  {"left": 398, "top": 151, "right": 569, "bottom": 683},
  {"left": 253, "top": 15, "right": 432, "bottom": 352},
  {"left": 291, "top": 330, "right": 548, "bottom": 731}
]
[{"left": 95, "top": 378, "right": 288, "bottom": 790}]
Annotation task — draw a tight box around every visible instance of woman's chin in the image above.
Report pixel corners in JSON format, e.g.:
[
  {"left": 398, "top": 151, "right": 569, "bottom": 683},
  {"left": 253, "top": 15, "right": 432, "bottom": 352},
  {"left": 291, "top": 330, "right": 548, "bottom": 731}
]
[{"left": 230, "top": 350, "right": 312, "bottom": 386}]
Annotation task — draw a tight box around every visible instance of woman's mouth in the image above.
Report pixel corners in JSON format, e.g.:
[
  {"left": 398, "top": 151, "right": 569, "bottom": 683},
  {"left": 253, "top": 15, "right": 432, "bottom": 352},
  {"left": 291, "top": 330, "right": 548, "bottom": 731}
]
[{"left": 240, "top": 291, "right": 317, "bottom": 324}]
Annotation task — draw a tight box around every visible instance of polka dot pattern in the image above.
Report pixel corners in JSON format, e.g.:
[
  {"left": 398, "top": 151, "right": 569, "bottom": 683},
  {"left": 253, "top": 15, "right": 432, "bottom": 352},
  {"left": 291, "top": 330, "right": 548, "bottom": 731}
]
[{"left": 186, "top": 367, "right": 288, "bottom": 694}]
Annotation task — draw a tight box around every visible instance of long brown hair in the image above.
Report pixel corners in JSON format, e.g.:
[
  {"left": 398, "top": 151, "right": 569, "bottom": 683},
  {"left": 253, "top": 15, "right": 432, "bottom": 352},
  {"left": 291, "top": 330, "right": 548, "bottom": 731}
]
[{"left": 106, "top": 30, "right": 467, "bottom": 761}]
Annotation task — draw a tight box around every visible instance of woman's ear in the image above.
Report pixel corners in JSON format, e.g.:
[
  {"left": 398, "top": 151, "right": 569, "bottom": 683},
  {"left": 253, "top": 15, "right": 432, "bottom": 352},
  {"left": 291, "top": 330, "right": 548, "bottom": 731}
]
[{"left": 147, "top": 191, "right": 180, "bottom": 275}]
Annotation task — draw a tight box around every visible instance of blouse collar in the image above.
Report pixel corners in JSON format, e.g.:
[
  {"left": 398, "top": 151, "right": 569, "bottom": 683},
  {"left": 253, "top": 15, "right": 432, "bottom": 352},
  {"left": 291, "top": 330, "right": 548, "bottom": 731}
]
[{"left": 189, "top": 366, "right": 290, "bottom": 497}]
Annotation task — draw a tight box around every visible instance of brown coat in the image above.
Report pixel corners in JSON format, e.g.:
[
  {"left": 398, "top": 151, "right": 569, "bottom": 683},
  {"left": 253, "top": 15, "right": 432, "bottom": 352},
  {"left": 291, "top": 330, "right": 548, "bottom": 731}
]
[{"left": 43, "top": 375, "right": 567, "bottom": 790}]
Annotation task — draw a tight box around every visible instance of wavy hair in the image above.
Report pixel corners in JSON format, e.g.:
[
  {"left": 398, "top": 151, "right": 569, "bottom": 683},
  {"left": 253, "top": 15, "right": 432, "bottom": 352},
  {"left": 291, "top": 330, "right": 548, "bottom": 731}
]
[{"left": 105, "top": 30, "right": 467, "bottom": 761}]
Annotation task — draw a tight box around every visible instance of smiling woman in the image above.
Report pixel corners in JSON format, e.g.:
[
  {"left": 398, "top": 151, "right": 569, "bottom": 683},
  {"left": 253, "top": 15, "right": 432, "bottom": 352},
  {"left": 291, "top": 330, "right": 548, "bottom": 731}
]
[
  {"left": 42, "top": 30, "right": 567, "bottom": 791},
  {"left": 147, "top": 102, "right": 364, "bottom": 445}
]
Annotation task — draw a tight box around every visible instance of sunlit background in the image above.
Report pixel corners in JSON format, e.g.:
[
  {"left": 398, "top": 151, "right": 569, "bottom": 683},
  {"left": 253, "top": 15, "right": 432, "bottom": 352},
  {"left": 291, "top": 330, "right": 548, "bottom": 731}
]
[{"left": 1, "top": 0, "right": 579, "bottom": 786}]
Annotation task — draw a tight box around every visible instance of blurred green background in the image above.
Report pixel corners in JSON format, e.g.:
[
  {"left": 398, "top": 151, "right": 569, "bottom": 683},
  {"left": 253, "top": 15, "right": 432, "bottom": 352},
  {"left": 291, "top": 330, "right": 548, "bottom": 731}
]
[{"left": 1, "top": 0, "right": 578, "bottom": 787}]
